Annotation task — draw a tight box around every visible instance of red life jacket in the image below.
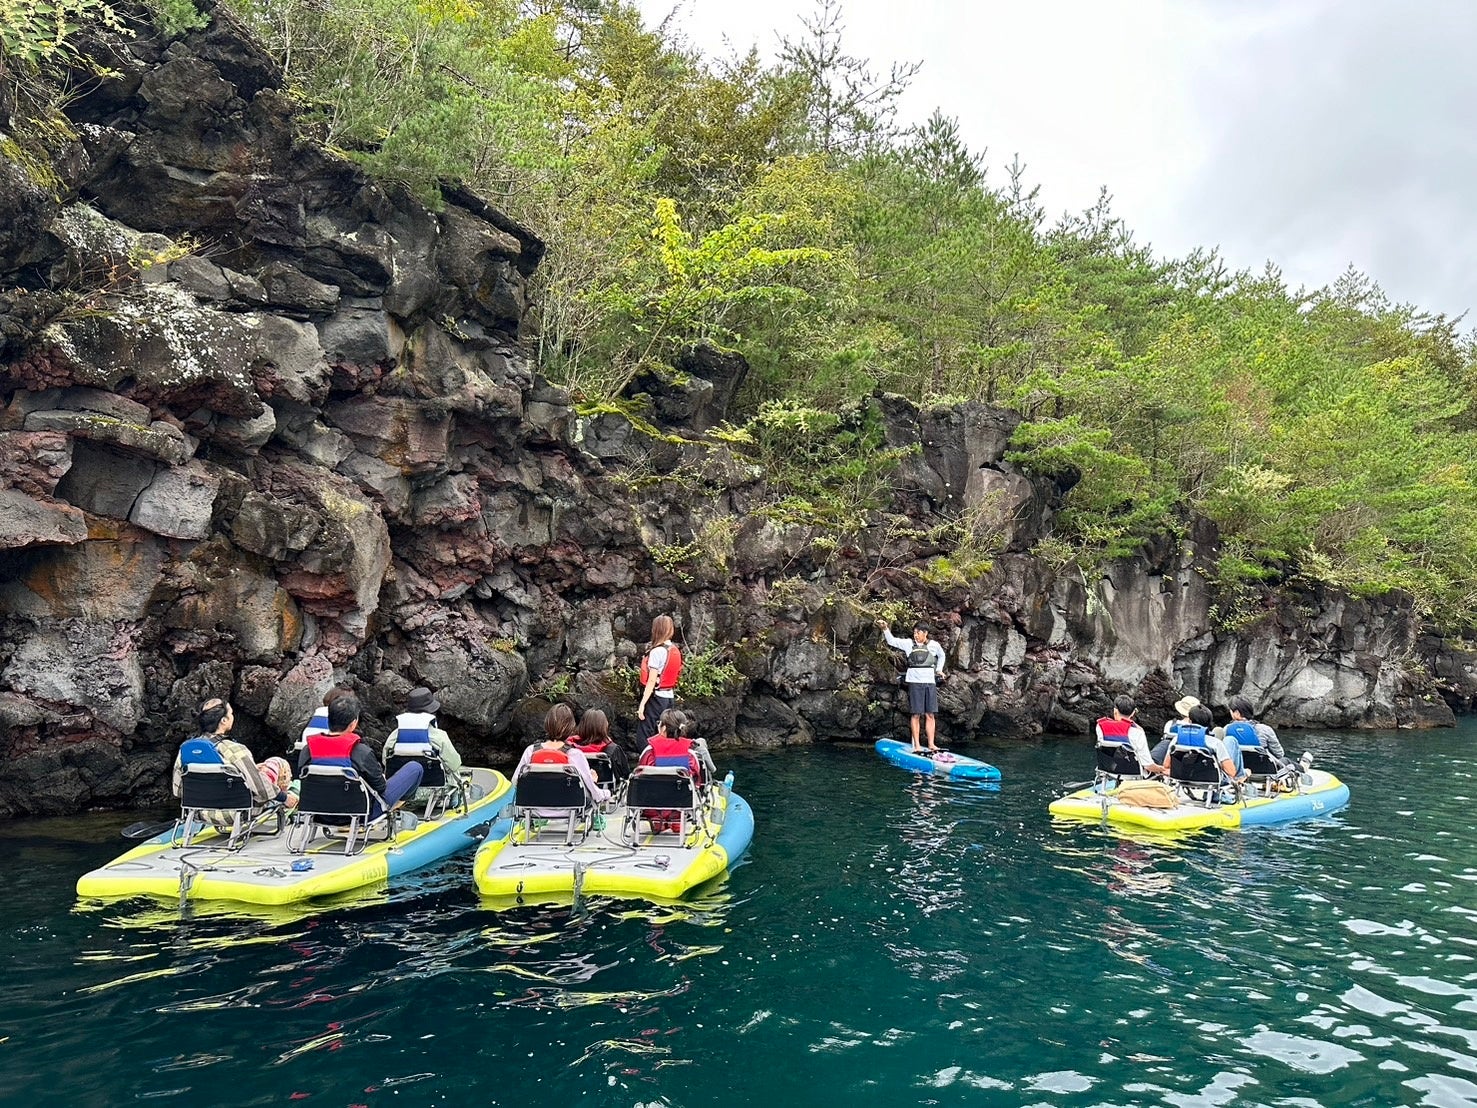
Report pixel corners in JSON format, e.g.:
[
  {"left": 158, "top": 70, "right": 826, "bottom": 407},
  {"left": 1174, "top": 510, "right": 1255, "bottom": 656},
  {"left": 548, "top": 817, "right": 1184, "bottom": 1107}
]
[
  {"left": 530, "top": 742, "right": 571, "bottom": 765},
  {"left": 571, "top": 739, "right": 608, "bottom": 755},
  {"left": 642, "top": 734, "right": 700, "bottom": 780},
  {"left": 307, "top": 730, "right": 360, "bottom": 765},
  {"left": 639, "top": 644, "right": 683, "bottom": 691},
  {"left": 1096, "top": 717, "right": 1133, "bottom": 744}
]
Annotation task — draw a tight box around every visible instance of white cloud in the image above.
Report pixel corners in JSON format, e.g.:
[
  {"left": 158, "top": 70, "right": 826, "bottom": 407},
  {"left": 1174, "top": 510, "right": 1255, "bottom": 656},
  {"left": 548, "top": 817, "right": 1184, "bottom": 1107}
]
[{"left": 638, "top": 0, "right": 1477, "bottom": 320}]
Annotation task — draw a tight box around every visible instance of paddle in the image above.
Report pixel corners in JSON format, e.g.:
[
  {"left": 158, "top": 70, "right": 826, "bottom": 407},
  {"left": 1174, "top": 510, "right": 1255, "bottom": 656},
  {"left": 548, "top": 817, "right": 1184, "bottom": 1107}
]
[
  {"left": 463, "top": 820, "right": 496, "bottom": 840},
  {"left": 121, "top": 819, "right": 177, "bottom": 840}
]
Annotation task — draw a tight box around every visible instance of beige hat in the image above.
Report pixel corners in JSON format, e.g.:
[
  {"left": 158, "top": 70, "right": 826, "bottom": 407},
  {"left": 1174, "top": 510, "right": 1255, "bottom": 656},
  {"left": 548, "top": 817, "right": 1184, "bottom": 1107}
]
[{"left": 1173, "top": 695, "right": 1201, "bottom": 717}]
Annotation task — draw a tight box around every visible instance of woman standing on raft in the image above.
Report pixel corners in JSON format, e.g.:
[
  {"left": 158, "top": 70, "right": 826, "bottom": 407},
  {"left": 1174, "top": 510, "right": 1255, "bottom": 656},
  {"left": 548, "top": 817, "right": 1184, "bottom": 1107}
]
[{"left": 635, "top": 615, "right": 683, "bottom": 745}]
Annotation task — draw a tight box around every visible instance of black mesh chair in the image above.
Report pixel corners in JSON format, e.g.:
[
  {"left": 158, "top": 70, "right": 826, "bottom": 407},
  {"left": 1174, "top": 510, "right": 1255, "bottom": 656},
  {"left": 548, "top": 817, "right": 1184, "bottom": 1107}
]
[
  {"left": 1095, "top": 742, "right": 1144, "bottom": 784},
  {"left": 624, "top": 766, "right": 701, "bottom": 843},
  {"left": 513, "top": 764, "right": 597, "bottom": 844},
  {"left": 1168, "top": 745, "right": 1225, "bottom": 806},
  {"left": 585, "top": 752, "right": 616, "bottom": 794},
  {"left": 387, "top": 742, "right": 463, "bottom": 821},
  {"left": 288, "top": 764, "right": 392, "bottom": 856},
  {"left": 173, "top": 739, "right": 280, "bottom": 850}
]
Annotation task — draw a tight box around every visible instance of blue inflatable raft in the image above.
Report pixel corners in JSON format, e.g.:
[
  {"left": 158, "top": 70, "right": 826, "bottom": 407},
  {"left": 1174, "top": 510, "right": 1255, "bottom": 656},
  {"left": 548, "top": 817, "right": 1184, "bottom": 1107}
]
[{"left": 874, "top": 738, "right": 1001, "bottom": 782}]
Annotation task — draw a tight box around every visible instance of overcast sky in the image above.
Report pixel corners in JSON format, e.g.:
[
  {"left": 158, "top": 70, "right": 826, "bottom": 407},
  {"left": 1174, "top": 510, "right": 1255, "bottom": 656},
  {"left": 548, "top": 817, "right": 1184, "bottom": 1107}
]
[{"left": 637, "top": 0, "right": 1477, "bottom": 324}]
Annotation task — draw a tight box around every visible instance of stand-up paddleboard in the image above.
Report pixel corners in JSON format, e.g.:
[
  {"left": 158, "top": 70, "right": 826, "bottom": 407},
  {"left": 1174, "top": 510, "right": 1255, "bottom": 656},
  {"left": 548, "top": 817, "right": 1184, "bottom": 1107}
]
[{"left": 874, "top": 738, "right": 1001, "bottom": 782}]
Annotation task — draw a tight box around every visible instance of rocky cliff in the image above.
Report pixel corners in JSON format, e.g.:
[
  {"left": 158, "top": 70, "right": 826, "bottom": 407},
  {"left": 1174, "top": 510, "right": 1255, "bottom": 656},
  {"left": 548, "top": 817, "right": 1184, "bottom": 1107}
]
[{"left": 1, "top": 4, "right": 1470, "bottom": 816}]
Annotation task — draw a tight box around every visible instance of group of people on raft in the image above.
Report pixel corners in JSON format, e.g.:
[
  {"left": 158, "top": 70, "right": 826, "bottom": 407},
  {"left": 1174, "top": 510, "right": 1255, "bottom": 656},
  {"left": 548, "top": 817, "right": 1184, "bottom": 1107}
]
[
  {"left": 170, "top": 615, "right": 703, "bottom": 825},
  {"left": 1094, "top": 692, "right": 1293, "bottom": 787}
]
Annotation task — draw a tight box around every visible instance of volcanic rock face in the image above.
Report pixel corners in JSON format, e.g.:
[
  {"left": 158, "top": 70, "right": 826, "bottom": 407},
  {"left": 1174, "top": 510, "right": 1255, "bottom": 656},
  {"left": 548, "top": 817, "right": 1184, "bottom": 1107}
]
[{"left": 0, "top": 5, "right": 1460, "bottom": 817}]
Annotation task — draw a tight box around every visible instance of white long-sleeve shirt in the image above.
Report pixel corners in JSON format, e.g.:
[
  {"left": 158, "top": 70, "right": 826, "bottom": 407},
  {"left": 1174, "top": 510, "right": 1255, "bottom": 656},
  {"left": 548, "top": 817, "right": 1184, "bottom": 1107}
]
[{"left": 882, "top": 631, "right": 946, "bottom": 684}]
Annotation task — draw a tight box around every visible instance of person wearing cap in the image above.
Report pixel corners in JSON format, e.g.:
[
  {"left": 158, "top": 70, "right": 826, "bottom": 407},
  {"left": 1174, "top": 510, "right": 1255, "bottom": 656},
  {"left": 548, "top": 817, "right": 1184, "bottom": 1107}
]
[
  {"left": 381, "top": 686, "right": 463, "bottom": 777},
  {"left": 877, "top": 619, "right": 947, "bottom": 754},
  {"left": 1151, "top": 694, "right": 1202, "bottom": 766}
]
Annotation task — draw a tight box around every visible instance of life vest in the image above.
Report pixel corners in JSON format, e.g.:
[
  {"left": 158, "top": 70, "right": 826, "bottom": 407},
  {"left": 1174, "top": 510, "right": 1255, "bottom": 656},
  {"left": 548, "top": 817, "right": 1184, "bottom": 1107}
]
[
  {"left": 571, "top": 739, "right": 608, "bottom": 756},
  {"left": 1170, "top": 724, "right": 1210, "bottom": 750},
  {"left": 296, "top": 707, "right": 331, "bottom": 751},
  {"left": 639, "top": 643, "right": 683, "bottom": 691},
  {"left": 906, "top": 645, "right": 934, "bottom": 669},
  {"left": 1224, "top": 720, "right": 1261, "bottom": 749},
  {"left": 1096, "top": 717, "right": 1133, "bottom": 744},
  {"left": 392, "top": 711, "right": 435, "bottom": 755},
  {"left": 530, "top": 742, "right": 572, "bottom": 765},
  {"left": 644, "top": 734, "right": 700, "bottom": 780},
  {"left": 178, "top": 737, "right": 225, "bottom": 768},
  {"left": 307, "top": 731, "right": 360, "bottom": 766}
]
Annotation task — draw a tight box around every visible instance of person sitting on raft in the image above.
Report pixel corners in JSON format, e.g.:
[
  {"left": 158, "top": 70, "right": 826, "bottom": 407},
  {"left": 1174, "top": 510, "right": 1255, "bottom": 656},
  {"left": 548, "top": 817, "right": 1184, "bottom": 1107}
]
[
  {"left": 1168, "top": 703, "right": 1246, "bottom": 785},
  {"left": 1150, "top": 694, "right": 1201, "bottom": 766},
  {"left": 296, "top": 686, "right": 349, "bottom": 751},
  {"left": 382, "top": 686, "right": 464, "bottom": 773},
  {"left": 638, "top": 709, "right": 704, "bottom": 785},
  {"left": 512, "top": 704, "right": 610, "bottom": 804},
  {"left": 1220, "top": 695, "right": 1288, "bottom": 767},
  {"left": 572, "top": 708, "right": 630, "bottom": 783},
  {"left": 1094, "top": 694, "right": 1165, "bottom": 777},
  {"left": 172, "top": 699, "right": 295, "bottom": 821},
  {"left": 298, "top": 692, "right": 423, "bottom": 815}
]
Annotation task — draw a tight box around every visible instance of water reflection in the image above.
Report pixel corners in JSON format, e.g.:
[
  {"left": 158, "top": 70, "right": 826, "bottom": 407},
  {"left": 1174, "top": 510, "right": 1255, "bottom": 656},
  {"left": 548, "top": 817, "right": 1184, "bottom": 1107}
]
[{"left": 8, "top": 737, "right": 1477, "bottom": 1105}]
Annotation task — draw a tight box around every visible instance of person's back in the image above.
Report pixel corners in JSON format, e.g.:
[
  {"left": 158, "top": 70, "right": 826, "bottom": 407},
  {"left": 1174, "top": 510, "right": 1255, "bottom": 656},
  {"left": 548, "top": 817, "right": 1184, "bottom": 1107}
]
[
  {"left": 515, "top": 704, "right": 608, "bottom": 806},
  {"left": 638, "top": 732, "right": 700, "bottom": 785},
  {"left": 573, "top": 708, "right": 629, "bottom": 783},
  {"left": 383, "top": 687, "right": 463, "bottom": 780}
]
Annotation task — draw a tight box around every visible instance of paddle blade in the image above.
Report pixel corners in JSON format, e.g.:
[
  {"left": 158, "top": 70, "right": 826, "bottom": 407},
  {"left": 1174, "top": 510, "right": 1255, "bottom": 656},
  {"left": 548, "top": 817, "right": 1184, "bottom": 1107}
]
[{"left": 121, "top": 820, "right": 177, "bottom": 840}]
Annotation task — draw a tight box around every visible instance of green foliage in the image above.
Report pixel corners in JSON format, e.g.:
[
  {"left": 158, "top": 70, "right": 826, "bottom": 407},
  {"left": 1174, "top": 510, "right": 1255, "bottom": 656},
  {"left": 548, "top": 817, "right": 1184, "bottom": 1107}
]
[
  {"left": 678, "top": 645, "right": 741, "bottom": 698},
  {"left": 197, "top": 0, "right": 1477, "bottom": 628},
  {"left": 0, "top": 0, "right": 126, "bottom": 66},
  {"left": 142, "top": 0, "right": 206, "bottom": 38}
]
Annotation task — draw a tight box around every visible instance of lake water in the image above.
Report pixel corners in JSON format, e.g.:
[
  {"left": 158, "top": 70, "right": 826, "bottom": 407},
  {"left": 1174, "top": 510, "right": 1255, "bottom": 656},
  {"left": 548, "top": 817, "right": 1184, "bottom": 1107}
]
[{"left": 3, "top": 725, "right": 1475, "bottom": 1106}]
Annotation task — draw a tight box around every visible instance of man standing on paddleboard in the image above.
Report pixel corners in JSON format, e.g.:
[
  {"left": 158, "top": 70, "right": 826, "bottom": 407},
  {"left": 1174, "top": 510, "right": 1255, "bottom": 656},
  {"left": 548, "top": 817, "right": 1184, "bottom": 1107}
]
[{"left": 877, "top": 620, "right": 947, "bottom": 755}]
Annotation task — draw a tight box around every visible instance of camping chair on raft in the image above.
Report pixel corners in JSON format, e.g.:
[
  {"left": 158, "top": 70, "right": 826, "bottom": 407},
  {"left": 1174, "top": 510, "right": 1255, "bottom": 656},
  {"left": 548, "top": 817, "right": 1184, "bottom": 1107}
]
[
  {"left": 386, "top": 739, "right": 466, "bottom": 822},
  {"left": 624, "top": 765, "right": 703, "bottom": 843},
  {"left": 287, "top": 764, "right": 396, "bottom": 856},
  {"left": 1224, "top": 721, "right": 1297, "bottom": 794},
  {"left": 1167, "top": 727, "right": 1233, "bottom": 807},
  {"left": 173, "top": 739, "right": 284, "bottom": 851},
  {"left": 512, "top": 764, "right": 599, "bottom": 845},
  {"left": 1094, "top": 740, "right": 1145, "bottom": 786}
]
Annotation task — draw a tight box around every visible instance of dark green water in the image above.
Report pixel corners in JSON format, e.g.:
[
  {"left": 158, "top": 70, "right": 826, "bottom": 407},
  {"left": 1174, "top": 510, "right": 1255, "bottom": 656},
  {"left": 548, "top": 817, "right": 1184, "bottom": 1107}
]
[{"left": 4, "top": 726, "right": 1476, "bottom": 1107}]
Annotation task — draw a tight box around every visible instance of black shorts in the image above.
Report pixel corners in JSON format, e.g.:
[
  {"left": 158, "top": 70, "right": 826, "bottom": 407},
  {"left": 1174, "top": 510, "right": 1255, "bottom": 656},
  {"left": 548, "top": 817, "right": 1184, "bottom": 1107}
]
[{"left": 907, "top": 682, "right": 938, "bottom": 716}]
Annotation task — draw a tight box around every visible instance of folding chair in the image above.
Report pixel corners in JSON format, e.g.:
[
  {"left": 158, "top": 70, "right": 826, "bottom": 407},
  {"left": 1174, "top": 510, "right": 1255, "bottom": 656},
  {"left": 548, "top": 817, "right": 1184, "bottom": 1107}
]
[
  {"left": 512, "top": 764, "right": 597, "bottom": 845},
  {"left": 173, "top": 739, "right": 280, "bottom": 850},
  {"left": 288, "top": 764, "right": 393, "bottom": 856},
  {"left": 387, "top": 739, "right": 463, "bottom": 821},
  {"left": 1167, "top": 725, "right": 1227, "bottom": 806},
  {"left": 624, "top": 765, "right": 702, "bottom": 843}
]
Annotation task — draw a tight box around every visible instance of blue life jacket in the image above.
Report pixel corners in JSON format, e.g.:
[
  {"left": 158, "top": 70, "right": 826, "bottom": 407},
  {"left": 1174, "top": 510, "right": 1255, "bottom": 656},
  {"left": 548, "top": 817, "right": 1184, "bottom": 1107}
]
[
  {"left": 1171, "top": 724, "right": 1210, "bottom": 749},
  {"left": 1224, "top": 720, "right": 1261, "bottom": 749},
  {"left": 179, "top": 737, "right": 224, "bottom": 768}
]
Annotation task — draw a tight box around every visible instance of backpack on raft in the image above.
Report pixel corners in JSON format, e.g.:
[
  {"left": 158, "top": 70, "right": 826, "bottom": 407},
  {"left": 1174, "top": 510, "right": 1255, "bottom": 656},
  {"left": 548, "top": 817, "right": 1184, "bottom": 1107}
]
[{"left": 1113, "top": 780, "right": 1176, "bottom": 809}]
